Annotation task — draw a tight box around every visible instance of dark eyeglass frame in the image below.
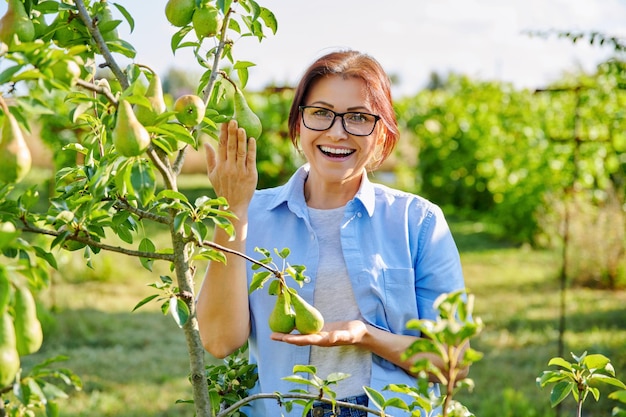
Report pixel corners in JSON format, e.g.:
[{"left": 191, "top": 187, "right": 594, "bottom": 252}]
[{"left": 299, "top": 105, "right": 381, "bottom": 137}]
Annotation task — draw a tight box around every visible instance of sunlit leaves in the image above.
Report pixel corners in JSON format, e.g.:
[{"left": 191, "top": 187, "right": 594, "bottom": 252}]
[{"left": 537, "top": 351, "right": 626, "bottom": 408}]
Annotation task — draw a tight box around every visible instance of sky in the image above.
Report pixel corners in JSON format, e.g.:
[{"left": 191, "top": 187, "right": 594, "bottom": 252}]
[{"left": 2, "top": 0, "right": 626, "bottom": 97}]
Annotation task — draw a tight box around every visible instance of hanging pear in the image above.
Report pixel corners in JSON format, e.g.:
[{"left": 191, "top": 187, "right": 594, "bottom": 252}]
[
  {"left": 96, "top": 0, "right": 120, "bottom": 42},
  {"left": 192, "top": 3, "right": 222, "bottom": 39},
  {"left": 13, "top": 285, "right": 43, "bottom": 356},
  {"left": 268, "top": 291, "right": 296, "bottom": 333},
  {"left": 233, "top": 87, "right": 262, "bottom": 139},
  {"left": 112, "top": 99, "right": 151, "bottom": 157},
  {"left": 0, "top": 103, "right": 32, "bottom": 183},
  {"left": 291, "top": 293, "right": 324, "bottom": 335},
  {"left": 0, "top": 0, "right": 35, "bottom": 45},
  {"left": 135, "top": 72, "right": 167, "bottom": 126},
  {"left": 165, "top": 0, "right": 195, "bottom": 27},
  {"left": 0, "top": 312, "right": 20, "bottom": 387}
]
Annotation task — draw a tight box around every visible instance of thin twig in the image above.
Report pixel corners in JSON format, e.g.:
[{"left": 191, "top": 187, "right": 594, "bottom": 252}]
[
  {"left": 73, "top": 0, "right": 129, "bottom": 90},
  {"left": 200, "top": 239, "right": 279, "bottom": 276},
  {"left": 114, "top": 197, "right": 170, "bottom": 225},
  {"left": 147, "top": 146, "right": 177, "bottom": 191},
  {"left": 19, "top": 223, "right": 175, "bottom": 262},
  {"left": 75, "top": 78, "right": 117, "bottom": 106},
  {"left": 217, "top": 392, "right": 387, "bottom": 417}
]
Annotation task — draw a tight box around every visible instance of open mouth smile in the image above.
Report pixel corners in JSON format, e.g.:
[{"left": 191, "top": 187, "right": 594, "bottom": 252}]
[{"left": 318, "top": 145, "right": 355, "bottom": 158}]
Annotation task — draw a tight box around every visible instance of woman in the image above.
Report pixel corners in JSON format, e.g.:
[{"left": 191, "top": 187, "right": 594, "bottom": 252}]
[{"left": 197, "top": 49, "right": 467, "bottom": 417}]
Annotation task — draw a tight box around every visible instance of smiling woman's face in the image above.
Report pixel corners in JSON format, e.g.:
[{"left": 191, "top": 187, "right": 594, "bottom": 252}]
[{"left": 299, "top": 75, "right": 382, "bottom": 190}]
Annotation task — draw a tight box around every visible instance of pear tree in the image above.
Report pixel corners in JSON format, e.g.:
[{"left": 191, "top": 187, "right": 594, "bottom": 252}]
[{"left": 0, "top": 0, "right": 276, "bottom": 415}]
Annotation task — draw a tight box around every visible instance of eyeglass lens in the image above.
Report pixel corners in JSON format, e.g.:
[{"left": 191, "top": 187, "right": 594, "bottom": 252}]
[{"left": 300, "top": 106, "right": 378, "bottom": 136}]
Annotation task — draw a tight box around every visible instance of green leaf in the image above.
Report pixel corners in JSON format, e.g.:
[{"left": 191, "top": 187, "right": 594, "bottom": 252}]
[
  {"left": 550, "top": 380, "right": 574, "bottom": 407},
  {"left": 548, "top": 357, "right": 574, "bottom": 370},
  {"left": 129, "top": 160, "right": 156, "bottom": 206},
  {"left": 139, "top": 238, "right": 156, "bottom": 271},
  {"left": 249, "top": 271, "right": 271, "bottom": 293},
  {"left": 582, "top": 353, "right": 611, "bottom": 370},
  {"left": 132, "top": 294, "right": 159, "bottom": 312},
  {"left": 157, "top": 189, "right": 189, "bottom": 203},
  {"left": 259, "top": 7, "right": 278, "bottom": 34},
  {"left": 609, "top": 390, "right": 626, "bottom": 403},
  {"left": 45, "top": 400, "right": 60, "bottom": 417},
  {"left": 169, "top": 296, "right": 190, "bottom": 328}
]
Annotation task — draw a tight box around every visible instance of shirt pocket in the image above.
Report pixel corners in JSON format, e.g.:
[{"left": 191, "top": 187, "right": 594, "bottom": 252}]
[{"left": 382, "top": 268, "right": 419, "bottom": 335}]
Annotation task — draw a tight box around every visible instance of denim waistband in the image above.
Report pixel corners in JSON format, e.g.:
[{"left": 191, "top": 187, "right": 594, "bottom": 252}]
[{"left": 309, "top": 394, "right": 369, "bottom": 417}]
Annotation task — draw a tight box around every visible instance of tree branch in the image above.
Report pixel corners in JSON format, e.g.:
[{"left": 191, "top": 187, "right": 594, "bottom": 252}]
[
  {"left": 172, "top": 145, "right": 188, "bottom": 176},
  {"left": 217, "top": 393, "right": 385, "bottom": 417},
  {"left": 147, "top": 146, "right": 177, "bottom": 191},
  {"left": 200, "top": 239, "right": 279, "bottom": 276},
  {"left": 75, "top": 78, "right": 117, "bottom": 106},
  {"left": 114, "top": 197, "right": 170, "bottom": 225},
  {"left": 19, "top": 223, "right": 175, "bottom": 262},
  {"left": 74, "top": 0, "right": 129, "bottom": 90}
]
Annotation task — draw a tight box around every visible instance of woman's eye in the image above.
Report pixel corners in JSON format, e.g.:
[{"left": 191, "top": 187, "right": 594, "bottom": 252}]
[
  {"left": 313, "top": 109, "right": 333, "bottom": 118},
  {"left": 346, "top": 113, "right": 367, "bottom": 123}
]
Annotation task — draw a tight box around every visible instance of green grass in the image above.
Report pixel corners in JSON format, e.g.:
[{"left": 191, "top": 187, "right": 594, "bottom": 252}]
[{"left": 14, "top": 212, "right": 626, "bottom": 416}]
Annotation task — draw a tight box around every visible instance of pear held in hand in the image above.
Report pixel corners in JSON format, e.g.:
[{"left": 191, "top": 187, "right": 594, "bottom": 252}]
[
  {"left": 0, "top": 0, "right": 35, "bottom": 45},
  {"left": 268, "top": 291, "right": 296, "bottom": 334},
  {"left": 0, "top": 103, "right": 32, "bottom": 183},
  {"left": 113, "top": 99, "right": 151, "bottom": 157},
  {"left": 292, "top": 293, "right": 324, "bottom": 335},
  {"left": 233, "top": 88, "right": 262, "bottom": 139}
]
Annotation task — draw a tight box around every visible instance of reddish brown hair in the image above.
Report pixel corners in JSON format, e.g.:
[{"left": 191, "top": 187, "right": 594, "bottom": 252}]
[{"left": 288, "top": 50, "right": 399, "bottom": 170}]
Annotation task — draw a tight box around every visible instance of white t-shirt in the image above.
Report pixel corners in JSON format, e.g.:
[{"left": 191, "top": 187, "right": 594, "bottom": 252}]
[{"left": 307, "top": 206, "right": 372, "bottom": 399}]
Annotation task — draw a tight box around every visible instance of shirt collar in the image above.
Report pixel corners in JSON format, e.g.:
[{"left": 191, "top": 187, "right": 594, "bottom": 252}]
[{"left": 267, "top": 164, "right": 377, "bottom": 217}]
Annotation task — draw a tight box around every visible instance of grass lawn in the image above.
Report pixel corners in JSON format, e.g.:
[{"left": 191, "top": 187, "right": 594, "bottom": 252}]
[{"left": 16, "top": 213, "right": 626, "bottom": 417}]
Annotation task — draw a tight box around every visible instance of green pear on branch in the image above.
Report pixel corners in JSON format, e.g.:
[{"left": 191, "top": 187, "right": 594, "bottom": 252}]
[
  {"left": 0, "top": 0, "right": 35, "bottom": 45},
  {"left": 165, "top": 0, "right": 195, "bottom": 27},
  {"left": 135, "top": 72, "right": 167, "bottom": 126},
  {"left": 0, "top": 312, "right": 20, "bottom": 387},
  {"left": 113, "top": 99, "right": 151, "bottom": 157},
  {"left": 233, "top": 87, "right": 262, "bottom": 139},
  {"left": 192, "top": 3, "right": 222, "bottom": 39},
  {"left": 0, "top": 102, "right": 32, "bottom": 183},
  {"left": 13, "top": 285, "right": 43, "bottom": 356}
]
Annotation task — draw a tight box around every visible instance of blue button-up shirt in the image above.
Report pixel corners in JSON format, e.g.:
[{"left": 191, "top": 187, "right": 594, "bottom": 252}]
[{"left": 242, "top": 165, "right": 465, "bottom": 416}]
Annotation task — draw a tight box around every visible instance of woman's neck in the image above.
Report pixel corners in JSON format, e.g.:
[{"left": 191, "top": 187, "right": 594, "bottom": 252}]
[{"left": 304, "top": 174, "right": 361, "bottom": 209}]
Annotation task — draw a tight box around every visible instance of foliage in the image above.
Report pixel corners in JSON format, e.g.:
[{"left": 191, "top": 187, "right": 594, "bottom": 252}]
[
  {"left": 0, "top": 0, "right": 278, "bottom": 415},
  {"left": 397, "top": 60, "right": 626, "bottom": 251},
  {"left": 537, "top": 351, "right": 626, "bottom": 417}
]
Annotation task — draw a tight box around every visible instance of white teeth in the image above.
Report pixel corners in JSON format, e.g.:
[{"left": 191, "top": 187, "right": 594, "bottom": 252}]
[{"left": 319, "top": 145, "right": 354, "bottom": 155}]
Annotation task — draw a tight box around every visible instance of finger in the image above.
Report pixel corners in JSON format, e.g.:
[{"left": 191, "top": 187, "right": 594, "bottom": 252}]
[
  {"left": 226, "top": 120, "right": 239, "bottom": 161},
  {"left": 204, "top": 142, "right": 217, "bottom": 174},
  {"left": 217, "top": 122, "right": 229, "bottom": 161},
  {"left": 236, "top": 127, "right": 248, "bottom": 168},
  {"left": 246, "top": 137, "right": 257, "bottom": 172}
]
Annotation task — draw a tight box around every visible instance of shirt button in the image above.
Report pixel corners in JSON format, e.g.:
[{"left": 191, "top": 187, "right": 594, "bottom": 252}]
[
  {"left": 304, "top": 277, "right": 311, "bottom": 283},
  {"left": 357, "top": 212, "right": 362, "bottom": 218},
  {"left": 312, "top": 406, "right": 325, "bottom": 417}
]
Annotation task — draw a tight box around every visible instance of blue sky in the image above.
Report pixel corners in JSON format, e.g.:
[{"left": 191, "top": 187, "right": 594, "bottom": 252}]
[{"left": 2, "top": 0, "right": 625, "bottom": 97}]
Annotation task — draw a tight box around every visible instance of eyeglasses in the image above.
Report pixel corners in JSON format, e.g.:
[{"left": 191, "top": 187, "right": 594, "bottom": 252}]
[{"left": 299, "top": 106, "right": 380, "bottom": 137}]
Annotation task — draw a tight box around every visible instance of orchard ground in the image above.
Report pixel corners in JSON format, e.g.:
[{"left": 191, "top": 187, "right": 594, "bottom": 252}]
[{"left": 18, "top": 165, "right": 626, "bottom": 417}]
